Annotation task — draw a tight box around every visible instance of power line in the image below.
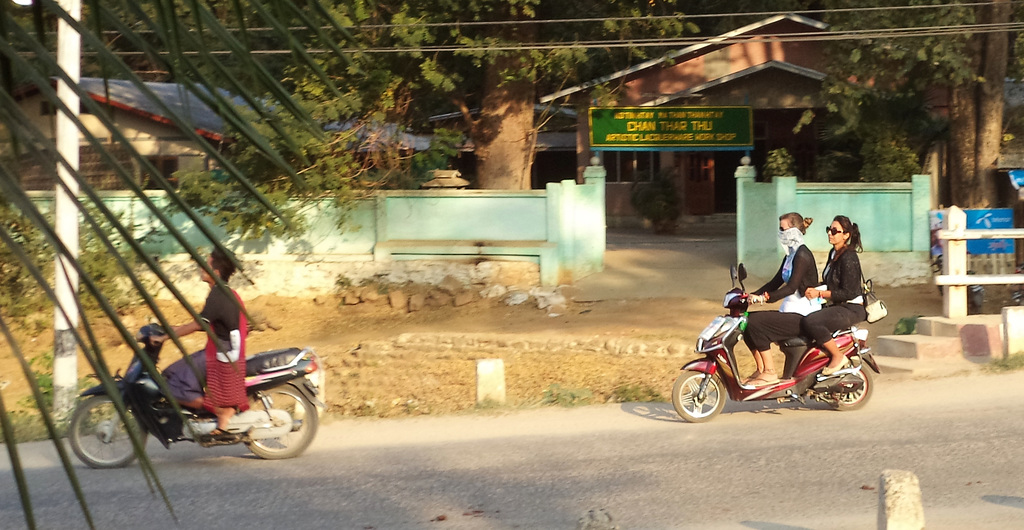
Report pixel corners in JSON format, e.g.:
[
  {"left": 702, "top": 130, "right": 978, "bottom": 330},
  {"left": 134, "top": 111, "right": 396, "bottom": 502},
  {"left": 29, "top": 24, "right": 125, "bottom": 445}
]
[
  {"left": 63, "top": 20, "right": 1024, "bottom": 56},
  {"left": 329, "top": 0, "right": 1019, "bottom": 31},
  {"left": 75, "top": 0, "right": 1024, "bottom": 36}
]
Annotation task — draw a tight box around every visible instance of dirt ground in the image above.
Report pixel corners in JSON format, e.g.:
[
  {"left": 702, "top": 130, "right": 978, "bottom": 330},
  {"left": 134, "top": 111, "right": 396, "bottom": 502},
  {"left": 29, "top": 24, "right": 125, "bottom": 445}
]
[{"left": 2, "top": 280, "right": 986, "bottom": 421}]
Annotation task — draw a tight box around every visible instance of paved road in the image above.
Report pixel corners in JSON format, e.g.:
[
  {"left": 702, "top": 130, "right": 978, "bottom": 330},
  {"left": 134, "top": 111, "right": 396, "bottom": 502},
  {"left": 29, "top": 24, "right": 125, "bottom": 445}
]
[{"left": 4, "top": 370, "right": 1024, "bottom": 529}]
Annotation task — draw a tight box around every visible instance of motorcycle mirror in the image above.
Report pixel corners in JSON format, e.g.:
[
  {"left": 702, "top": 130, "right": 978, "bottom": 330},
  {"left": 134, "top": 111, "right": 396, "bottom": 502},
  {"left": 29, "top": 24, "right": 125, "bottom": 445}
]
[
  {"left": 737, "top": 263, "right": 747, "bottom": 291},
  {"left": 730, "top": 265, "right": 738, "bottom": 287}
]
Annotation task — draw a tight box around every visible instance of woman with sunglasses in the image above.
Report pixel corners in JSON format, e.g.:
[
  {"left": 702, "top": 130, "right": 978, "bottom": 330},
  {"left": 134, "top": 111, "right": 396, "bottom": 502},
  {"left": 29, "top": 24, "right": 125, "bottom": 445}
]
[
  {"left": 801, "top": 215, "right": 867, "bottom": 375},
  {"left": 742, "top": 212, "right": 819, "bottom": 386}
]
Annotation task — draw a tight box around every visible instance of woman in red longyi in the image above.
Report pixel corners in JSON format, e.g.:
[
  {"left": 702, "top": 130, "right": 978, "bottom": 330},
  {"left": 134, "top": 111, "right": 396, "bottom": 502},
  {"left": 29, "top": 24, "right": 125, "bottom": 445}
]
[{"left": 163, "top": 248, "right": 248, "bottom": 437}]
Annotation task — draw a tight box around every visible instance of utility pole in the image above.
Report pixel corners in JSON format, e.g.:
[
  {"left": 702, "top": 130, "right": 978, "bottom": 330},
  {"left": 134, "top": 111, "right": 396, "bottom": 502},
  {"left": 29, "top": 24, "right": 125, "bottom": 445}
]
[{"left": 52, "top": 0, "right": 82, "bottom": 420}]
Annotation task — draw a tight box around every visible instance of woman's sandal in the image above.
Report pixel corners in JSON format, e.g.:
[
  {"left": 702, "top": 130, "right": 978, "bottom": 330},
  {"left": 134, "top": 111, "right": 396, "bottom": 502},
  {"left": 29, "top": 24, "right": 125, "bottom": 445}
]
[
  {"left": 821, "top": 356, "right": 851, "bottom": 376},
  {"left": 742, "top": 371, "right": 763, "bottom": 385},
  {"left": 749, "top": 372, "right": 780, "bottom": 387}
]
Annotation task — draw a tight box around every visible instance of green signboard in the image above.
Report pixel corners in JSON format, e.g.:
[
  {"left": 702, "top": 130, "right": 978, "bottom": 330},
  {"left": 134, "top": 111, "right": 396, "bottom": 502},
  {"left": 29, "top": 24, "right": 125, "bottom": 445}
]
[{"left": 589, "top": 106, "right": 753, "bottom": 151}]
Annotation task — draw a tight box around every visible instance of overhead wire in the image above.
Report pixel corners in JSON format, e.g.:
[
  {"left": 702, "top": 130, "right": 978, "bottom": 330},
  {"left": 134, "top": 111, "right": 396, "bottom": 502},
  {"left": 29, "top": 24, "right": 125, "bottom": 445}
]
[{"left": 68, "top": 19, "right": 1024, "bottom": 56}]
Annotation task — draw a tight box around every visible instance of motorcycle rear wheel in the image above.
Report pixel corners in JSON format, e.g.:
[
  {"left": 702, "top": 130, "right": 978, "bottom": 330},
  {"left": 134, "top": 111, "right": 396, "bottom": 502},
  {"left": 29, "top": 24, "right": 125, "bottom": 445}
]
[
  {"left": 246, "top": 385, "right": 319, "bottom": 460},
  {"left": 69, "top": 395, "right": 147, "bottom": 469},
  {"left": 672, "top": 371, "right": 726, "bottom": 423},
  {"left": 830, "top": 363, "right": 874, "bottom": 411}
]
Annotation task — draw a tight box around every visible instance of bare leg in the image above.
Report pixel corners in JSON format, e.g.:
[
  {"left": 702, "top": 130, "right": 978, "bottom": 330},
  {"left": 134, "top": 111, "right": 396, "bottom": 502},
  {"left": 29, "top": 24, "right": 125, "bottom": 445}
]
[
  {"left": 821, "top": 339, "right": 849, "bottom": 373},
  {"left": 213, "top": 406, "right": 237, "bottom": 431}
]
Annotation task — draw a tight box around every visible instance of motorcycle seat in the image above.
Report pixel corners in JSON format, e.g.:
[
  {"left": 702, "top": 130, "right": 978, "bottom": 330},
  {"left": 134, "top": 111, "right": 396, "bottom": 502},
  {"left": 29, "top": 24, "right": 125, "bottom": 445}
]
[
  {"left": 246, "top": 348, "right": 302, "bottom": 376},
  {"left": 779, "top": 337, "right": 808, "bottom": 348}
]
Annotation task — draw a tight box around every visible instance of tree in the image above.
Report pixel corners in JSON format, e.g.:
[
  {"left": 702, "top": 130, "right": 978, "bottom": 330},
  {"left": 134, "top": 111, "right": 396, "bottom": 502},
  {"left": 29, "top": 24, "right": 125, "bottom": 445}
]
[
  {"left": 821, "top": 0, "right": 1018, "bottom": 206},
  {"left": 303, "top": 0, "right": 695, "bottom": 190}
]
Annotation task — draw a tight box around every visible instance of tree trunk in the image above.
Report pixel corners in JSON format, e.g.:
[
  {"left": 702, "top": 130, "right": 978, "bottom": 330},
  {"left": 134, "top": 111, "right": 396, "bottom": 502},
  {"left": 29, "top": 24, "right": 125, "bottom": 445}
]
[
  {"left": 472, "top": 53, "right": 537, "bottom": 190},
  {"left": 949, "top": 84, "right": 980, "bottom": 206},
  {"left": 975, "top": 0, "right": 1010, "bottom": 206}
]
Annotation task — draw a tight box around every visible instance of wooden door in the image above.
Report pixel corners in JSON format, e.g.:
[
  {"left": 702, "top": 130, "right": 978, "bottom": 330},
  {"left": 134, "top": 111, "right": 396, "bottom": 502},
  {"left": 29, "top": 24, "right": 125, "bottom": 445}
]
[{"left": 684, "top": 153, "right": 715, "bottom": 216}]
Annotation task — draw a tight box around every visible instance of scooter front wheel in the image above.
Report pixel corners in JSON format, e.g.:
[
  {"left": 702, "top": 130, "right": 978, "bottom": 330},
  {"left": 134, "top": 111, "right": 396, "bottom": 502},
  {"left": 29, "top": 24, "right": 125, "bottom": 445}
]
[
  {"left": 69, "top": 395, "right": 147, "bottom": 469},
  {"left": 672, "top": 371, "right": 726, "bottom": 423}
]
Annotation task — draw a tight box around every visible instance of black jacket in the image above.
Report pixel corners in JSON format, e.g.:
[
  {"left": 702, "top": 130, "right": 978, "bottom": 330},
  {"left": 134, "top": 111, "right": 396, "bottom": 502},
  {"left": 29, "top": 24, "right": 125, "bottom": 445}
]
[
  {"left": 755, "top": 245, "right": 819, "bottom": 302},
  {"left": 823, "top": 247, "right": 863, "bottom": 304}
]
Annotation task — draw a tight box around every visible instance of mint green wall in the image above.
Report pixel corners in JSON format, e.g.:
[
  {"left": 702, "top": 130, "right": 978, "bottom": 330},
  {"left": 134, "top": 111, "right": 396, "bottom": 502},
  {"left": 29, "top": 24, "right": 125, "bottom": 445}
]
[
  {"left": 30, "top": 177, "right": 605, "bottom": 287},
  {"left": 736, "top": 172, "right": 931, "bottom": 279},
  {"left": 377, "top": 191, "right": 549, "bottom": 241}
]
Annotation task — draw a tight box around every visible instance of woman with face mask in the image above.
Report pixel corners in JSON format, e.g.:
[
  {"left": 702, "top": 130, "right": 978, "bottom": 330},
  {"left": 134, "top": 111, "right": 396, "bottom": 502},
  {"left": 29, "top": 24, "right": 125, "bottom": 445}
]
[{"left": 742, "top": 212, "right": 820, "bottom": 386}]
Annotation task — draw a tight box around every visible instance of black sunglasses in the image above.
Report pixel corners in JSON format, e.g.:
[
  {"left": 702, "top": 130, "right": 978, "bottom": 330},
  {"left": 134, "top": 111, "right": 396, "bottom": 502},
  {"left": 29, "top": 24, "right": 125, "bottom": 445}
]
[{"left": 826, "top": 227, "right": 845, "bottom": 235}]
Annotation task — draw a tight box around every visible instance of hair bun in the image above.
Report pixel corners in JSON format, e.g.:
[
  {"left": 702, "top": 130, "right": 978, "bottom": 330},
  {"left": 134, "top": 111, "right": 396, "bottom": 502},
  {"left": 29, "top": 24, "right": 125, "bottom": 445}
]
[{"left": 803, "top": 217, "right": 814, "bottom": 229}]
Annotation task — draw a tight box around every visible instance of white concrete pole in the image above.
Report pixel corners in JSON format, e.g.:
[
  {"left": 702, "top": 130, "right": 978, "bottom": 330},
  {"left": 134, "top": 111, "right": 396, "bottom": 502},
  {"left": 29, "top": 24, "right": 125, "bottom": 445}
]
[
  {"left": 943, "top": 206, "right": 968, "bottom": 318},
  {"left": 52, "top": 0, "right": 82, "bottom": 420}
]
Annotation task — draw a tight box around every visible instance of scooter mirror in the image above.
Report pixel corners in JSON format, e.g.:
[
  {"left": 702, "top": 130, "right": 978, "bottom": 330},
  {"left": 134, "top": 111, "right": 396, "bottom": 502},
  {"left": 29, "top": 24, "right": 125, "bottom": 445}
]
[
  {"left": 730, "top": 265, "right": 738, "bottom": 285},
  {"left": 737, "top": 264, "right": 747, "bottom": 282}
]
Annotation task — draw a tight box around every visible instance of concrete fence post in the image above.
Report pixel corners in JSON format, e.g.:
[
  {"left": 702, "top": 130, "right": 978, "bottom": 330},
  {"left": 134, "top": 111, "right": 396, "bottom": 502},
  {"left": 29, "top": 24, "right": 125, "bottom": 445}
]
[
  {"left": 476, "top": 359, "right": 506, "bottom": 405},
  {"left": 1003, "top": 306, "right": 1024, "bottom": 359},
  {"left": 878, "top": 469, "right": 925, "bottom": 530},
  {"left": 943, "top": 206, "right": 968, "bottom": 318}
]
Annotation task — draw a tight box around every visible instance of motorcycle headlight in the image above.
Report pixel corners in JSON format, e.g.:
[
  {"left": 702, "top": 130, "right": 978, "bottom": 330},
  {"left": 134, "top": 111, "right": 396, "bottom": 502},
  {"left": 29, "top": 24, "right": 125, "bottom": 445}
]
[{"left": 699, "top": 316, "right": 730, "bottom": 342}]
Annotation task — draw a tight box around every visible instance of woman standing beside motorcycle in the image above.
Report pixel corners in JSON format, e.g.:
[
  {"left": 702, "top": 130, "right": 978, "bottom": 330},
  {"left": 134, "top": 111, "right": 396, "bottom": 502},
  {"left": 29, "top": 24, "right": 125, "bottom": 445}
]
[
  {"left": 743, "top": 212, "right": 819, "bottom": 386},
  {"left": 802, "top": 215, "right": 867, "bottom": 375}
]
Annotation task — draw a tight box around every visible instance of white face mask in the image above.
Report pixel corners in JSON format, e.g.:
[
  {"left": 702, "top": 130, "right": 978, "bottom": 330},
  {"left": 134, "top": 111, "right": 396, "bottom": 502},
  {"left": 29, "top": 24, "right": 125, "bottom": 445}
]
[{"left": 778, "top": 227, "right": 804, "bottom": 253}]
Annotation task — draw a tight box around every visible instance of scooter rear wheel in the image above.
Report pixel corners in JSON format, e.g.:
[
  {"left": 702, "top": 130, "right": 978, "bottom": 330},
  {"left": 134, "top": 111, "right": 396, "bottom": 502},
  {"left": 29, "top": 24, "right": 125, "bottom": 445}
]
[
  {"left": 672, "top": 371, "right": 726, "bottom": 423},
  {"left": 69, "top": 395, "right": 147, "bottom": 469},
  {"left": 246, "top": 384, "right": 319, "bottom": 460},
  {"left": 830, "top": 362, "right": 874, "bottom": 411}
]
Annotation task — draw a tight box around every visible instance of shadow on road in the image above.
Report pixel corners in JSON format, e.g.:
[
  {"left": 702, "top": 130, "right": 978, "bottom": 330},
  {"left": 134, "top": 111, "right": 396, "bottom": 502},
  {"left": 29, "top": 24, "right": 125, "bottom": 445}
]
[
  {"left": 982, "top": 495, "right": 1024, "bottom": 509},
  {"left": 620, "top": 397, "right": 833, "bottom": 424}
]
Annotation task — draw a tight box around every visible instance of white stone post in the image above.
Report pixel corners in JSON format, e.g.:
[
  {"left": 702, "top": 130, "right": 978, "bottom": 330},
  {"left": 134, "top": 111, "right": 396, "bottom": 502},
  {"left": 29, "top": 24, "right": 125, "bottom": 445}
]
[
  {"left": 878, "top": 469, "right": 925, "bottom": 530},
  {"left": 475, "top": 359, "right": 506, "bottom": 405},
  {"left": 943, "top": 206, "right": 968, "bottom": 318}
]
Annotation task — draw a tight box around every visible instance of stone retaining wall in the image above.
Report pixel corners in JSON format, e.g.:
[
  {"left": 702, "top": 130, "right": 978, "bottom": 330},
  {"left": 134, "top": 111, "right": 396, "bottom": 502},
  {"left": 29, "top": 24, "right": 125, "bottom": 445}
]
[{"left": 356, "top": 332, "right": 694, "bottom": 357}]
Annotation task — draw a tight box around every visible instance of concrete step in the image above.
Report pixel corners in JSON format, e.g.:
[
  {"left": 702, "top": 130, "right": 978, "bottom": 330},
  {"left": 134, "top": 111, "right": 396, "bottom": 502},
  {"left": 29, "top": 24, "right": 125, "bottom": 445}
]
[
  {"left": 874, "top": 355, "right": 988, "bottom": 377},
  {"left": 916, "top": 315, "right": 1003, "bottom": 357},
  {"left": 875, "top": 335, "right": 963, "bottom": 359}
]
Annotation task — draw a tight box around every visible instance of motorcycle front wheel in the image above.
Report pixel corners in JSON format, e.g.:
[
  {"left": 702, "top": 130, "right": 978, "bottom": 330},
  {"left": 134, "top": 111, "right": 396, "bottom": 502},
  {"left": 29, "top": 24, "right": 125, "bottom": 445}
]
[
  {"left": 672, "top": 370, "right": 726, "bottom": 423},
  {"left": 246, "top": 384, "right": 319, "bottom": 460},
  {"left": 69, "top": 395, "right": 147, "bottom": 469}
]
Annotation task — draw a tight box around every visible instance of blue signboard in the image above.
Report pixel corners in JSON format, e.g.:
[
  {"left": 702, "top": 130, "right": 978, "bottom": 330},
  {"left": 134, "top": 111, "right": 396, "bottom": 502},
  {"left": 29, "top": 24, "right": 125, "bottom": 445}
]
[{"left": 965, "top": 208, "right": 1014, "bottom": 255}]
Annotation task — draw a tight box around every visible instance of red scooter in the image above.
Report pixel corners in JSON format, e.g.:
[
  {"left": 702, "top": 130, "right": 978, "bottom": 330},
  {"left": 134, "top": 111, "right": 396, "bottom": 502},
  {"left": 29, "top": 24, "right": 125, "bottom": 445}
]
[{"left": 671, "top": 265, "right": 881, "bottom": 423}]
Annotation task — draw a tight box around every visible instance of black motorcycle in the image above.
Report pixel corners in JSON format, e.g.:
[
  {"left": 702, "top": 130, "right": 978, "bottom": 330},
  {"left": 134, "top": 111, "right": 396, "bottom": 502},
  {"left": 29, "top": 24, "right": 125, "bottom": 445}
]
[{"left": 69, "top": 324, "right": 325, "bottom": 468}]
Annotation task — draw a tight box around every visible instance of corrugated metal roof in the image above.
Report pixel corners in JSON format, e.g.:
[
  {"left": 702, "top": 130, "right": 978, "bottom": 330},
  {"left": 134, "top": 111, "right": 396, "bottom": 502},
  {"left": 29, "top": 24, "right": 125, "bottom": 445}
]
[
  {"left": 539, "top": 13, "right": 828, "bottom": 103},
  {"left": 77, "top": 77, "right": 230, "bottom": 140}
]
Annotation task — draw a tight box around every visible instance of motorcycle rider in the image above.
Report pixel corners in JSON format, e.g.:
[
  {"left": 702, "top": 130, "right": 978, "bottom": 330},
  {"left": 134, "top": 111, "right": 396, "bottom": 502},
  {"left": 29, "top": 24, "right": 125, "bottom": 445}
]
[
  {"left": 743, "top": 212, "right": 819, "bottom": 386},
  {"left": 802, "top": 215, "right": 867, "bottom": 375},
  {"left": 158, "top": 248, "right": 249, "bottom": 438}
]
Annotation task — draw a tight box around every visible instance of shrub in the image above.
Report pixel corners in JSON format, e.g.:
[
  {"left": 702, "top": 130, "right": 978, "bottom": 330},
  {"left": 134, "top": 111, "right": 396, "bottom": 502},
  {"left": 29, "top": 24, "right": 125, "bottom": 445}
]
[
  {"left": 763, "top": 148, "right": 796, "bottom": 181},
  {"left": 630, "top": 171, "right": 681, "bottom": 234}
]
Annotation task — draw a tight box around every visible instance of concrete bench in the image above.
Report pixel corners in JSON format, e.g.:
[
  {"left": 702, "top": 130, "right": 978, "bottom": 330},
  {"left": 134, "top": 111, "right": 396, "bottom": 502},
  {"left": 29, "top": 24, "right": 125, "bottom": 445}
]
[{"left": 373, "top": 239, "right": 559, "bottom": 286}]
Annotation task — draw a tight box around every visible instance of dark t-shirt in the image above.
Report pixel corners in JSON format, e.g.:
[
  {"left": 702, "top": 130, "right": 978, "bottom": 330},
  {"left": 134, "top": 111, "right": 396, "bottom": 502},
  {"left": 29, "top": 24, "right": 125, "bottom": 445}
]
[{"left": 200, "top": 286, "right": 240, "bottom": 351}]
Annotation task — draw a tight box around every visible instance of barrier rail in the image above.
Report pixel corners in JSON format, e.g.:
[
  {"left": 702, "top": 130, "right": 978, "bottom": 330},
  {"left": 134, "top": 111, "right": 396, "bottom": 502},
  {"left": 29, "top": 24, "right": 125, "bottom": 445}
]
[{"left": 934, "top": 205, "right": 1024, "bottom": 317}]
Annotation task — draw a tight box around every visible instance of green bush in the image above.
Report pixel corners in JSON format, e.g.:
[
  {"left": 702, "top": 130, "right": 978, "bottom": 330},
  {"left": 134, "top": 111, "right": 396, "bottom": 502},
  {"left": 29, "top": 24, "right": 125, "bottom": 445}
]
[
  {"left": 763, "top": 148, "right": 796, "bottom": 181},
  {"left": 859, "top": 132, "right": 920, "bottom": 182},
  {"left": 629, "top": 171, "right": 681, "bottom": 234},
  {"left": 541, "top": 384, "right": 593, "bottom": 407},
  {"left": 610, "top": 383, "right": 664, "bottom": 403}
]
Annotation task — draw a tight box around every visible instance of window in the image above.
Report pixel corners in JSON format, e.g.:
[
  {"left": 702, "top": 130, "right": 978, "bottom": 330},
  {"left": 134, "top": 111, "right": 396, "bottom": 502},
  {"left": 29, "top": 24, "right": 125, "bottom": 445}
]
[
  {"left": 606, "top": 151, "right": 660, "bottom": 182},
  {"left": 144, "top": 156, "right": 179, "bottom": 189}
]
